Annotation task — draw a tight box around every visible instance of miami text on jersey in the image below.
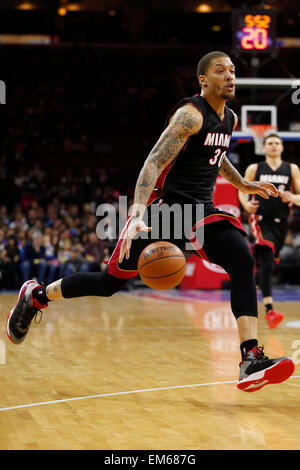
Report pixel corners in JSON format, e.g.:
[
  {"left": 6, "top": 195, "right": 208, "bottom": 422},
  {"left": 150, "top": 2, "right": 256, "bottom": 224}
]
[
  {"left": 204, "top": 133, "right": 231, "bottom": 147},
  {"left": 259, "top": 174, "right": 289, "bottom": 184}
]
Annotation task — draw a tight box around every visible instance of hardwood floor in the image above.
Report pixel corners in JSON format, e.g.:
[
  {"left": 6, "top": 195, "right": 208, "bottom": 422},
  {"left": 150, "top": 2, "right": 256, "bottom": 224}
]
[{"left": 0, "top": 289, "right": 299, "bottom": 450}]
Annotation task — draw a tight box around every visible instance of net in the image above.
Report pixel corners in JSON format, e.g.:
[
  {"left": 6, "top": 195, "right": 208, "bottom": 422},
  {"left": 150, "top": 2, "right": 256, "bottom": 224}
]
[{"left": 249, "top": 124, "right": 278, "bottom": 155}]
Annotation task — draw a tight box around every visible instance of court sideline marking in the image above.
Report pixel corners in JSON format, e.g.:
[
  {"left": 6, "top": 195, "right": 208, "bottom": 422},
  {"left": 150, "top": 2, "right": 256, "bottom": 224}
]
[{"left": 0, "top": 376, "right": 299, "bottom": 413}]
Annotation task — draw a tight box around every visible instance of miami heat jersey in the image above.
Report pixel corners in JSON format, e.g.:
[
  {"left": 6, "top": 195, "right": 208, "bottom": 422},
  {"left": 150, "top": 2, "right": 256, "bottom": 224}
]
[
  {"left": 255, "top": 161, "right": 292, "bottom": 219},
  {"left": 154, "top": 94, "right": 235, "bottom": 204}
]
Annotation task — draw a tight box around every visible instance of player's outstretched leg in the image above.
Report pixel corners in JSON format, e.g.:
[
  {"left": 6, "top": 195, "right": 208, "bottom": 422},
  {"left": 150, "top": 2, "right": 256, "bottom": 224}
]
[{"left": 6, "top": 268, "right": 129, "bottom": 345}]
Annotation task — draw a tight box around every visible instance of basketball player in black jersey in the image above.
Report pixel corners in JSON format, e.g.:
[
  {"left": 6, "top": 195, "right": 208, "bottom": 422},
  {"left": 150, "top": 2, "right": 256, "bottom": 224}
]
[
  {"left": 239, "top": 133, "right": 300, "bottom": 329},
  {"left": 7, "top": 51, "right": 295, "bottom": 392}
]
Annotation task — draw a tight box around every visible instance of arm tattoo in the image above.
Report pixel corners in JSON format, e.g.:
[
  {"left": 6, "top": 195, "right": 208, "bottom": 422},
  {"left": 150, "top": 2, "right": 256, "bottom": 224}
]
[
  {"left": 219, "top": 156, "right": 245, "bottom": 189},
  {"left": 134, "top": 108, "right": 199, "bottom": 206}
]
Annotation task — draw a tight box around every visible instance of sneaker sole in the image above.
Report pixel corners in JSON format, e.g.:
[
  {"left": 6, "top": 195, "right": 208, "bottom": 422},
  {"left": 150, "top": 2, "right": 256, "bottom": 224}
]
[
  {"left": 6, "top": 280, "right": 38, "bottom": 345},
  {"left": 6, "top": 307, "right": 21, "bottom": 344},
  {"left": 237, "top": 358, "right": 295, "bottom": 392}
]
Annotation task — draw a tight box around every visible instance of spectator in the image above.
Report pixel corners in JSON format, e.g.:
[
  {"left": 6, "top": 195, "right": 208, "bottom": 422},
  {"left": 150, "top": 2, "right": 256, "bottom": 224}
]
[
  {"left": 84, "top": 231, "right": 109, "bottom": 271},
  {"left": 8, "top": 209, "right": 28, "bottom": 231},
  {"left": 21, "top": 232, "right": 47, "bottom": 283},
  {"left": 59, "top": 244, "right": 90, "bottom": 277},
  {"left": 100, "top": 246, "right": 110, "bottom": 271},
  {"left": 0, "top": 235, "right": 20, "bottom": 289},
  {"left": 15, "top": 230, "right": 27, "bottom": 249},
  {"left": 0, "top": 206, "right": 10, "bottom": 227},
  {"left": 58, "top": 238, "right": 72, "bottom": 263},
  {"left": 43, "top": 233, "right": 60, "bottom": 283},
  {"left": 0, "top": 229, "right": 6, "bottom": 253}
]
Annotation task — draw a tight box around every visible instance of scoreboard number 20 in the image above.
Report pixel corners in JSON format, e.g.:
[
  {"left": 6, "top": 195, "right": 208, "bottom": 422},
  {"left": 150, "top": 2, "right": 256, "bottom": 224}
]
[{"left": 232, "top": 9, "right": 277, "bottom": 54}]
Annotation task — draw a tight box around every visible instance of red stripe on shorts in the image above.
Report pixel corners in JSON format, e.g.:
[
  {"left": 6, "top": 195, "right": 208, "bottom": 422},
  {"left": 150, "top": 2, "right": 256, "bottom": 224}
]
[
  {"left": 190, "top": 213, "right": 246, "bottom": 260},
  {"left": 249, "top": 214, "right": 275, "bottom": 254}
]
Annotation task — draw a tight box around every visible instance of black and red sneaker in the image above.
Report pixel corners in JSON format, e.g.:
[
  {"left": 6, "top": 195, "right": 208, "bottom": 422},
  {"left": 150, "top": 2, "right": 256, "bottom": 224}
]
[
  {"left": 6, "top": 280, "right": 48, "bottom": 345},
  {"left": 237, "top": 346, "right": 295, "bottom": 392}
]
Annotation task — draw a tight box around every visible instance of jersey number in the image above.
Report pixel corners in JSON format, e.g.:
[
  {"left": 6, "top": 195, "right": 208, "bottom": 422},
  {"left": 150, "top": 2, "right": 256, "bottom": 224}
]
[{"left": 209, "top": 149, "right": 226, "bottom": 167}]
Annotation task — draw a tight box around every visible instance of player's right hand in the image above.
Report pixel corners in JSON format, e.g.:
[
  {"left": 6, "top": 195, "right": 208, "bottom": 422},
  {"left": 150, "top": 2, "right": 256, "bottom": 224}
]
[
  {"left": 118, "top": 218, "right": 152, "bottom": 263},
  {"left": 242, "top": 180, "right": 279, "bottom": 199}
]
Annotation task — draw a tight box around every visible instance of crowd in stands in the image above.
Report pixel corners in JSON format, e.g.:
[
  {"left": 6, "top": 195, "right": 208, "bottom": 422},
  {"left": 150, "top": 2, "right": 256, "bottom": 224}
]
[{"left": 0, "top": 168, "right": 119, "bottom": 289}]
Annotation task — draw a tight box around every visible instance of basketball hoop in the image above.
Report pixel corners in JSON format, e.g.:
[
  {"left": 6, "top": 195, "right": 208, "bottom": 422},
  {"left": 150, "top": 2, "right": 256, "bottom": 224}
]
[{"left": 249, "top": 124, "right": 278, "bottom": 155}]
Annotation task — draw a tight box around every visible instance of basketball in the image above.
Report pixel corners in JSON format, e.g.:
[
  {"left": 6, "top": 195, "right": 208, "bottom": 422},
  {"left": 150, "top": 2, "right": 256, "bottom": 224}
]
[{"left": 138, "top": 241, "right": 186, "bottom": 290}]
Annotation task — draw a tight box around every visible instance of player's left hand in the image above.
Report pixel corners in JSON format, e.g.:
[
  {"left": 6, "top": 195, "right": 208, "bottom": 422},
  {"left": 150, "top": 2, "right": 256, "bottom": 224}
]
[{"left": 241, "top": 181, "right": 279, "bottom": 199}]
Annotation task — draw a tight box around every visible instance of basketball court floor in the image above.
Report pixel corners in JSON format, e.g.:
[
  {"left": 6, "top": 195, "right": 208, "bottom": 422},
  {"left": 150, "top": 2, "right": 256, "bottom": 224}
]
[{"left": 0, "top": 286, "right": 299, "bottom": 450}]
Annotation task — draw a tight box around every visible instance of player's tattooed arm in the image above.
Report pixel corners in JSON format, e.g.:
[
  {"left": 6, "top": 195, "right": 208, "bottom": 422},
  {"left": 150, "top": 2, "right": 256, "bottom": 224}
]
[
  {"left": 220, "top": 156, "right": 279, "bottom": 200},
  {"left": 132, "top": 103, "right": 202, "bottom": 219},
  {"left": 219, "top": 156, "right": 246, "bottom": 189},
  {"left": 119, "top": 104, "right": 202, "bottom": 262}
]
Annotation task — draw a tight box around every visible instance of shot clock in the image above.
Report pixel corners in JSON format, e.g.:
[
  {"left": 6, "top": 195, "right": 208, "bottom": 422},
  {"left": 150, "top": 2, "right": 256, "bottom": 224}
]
[{"left": 232, "top": 9, "right": 277, "bottom": 54}]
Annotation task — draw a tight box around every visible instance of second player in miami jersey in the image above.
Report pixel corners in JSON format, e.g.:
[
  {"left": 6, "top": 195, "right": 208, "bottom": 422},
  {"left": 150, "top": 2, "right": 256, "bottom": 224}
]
[{"left": 239, "top": 133, "right": 300, "bottom": 328}]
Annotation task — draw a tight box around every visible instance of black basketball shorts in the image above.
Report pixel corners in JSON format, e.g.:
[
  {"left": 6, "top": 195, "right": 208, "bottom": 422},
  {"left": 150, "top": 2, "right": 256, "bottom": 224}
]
[
  {"left": 107, "top": 191, "right": 246, "bottom": 279},
  {"left": 249, "top": 214, "right": 288, "bottom": 259}
]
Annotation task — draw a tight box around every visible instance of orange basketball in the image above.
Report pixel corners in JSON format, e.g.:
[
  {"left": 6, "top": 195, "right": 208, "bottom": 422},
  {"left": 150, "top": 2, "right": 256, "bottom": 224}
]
[{"left": 138, "top": 241, "right": 186, "bottom": 290}]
